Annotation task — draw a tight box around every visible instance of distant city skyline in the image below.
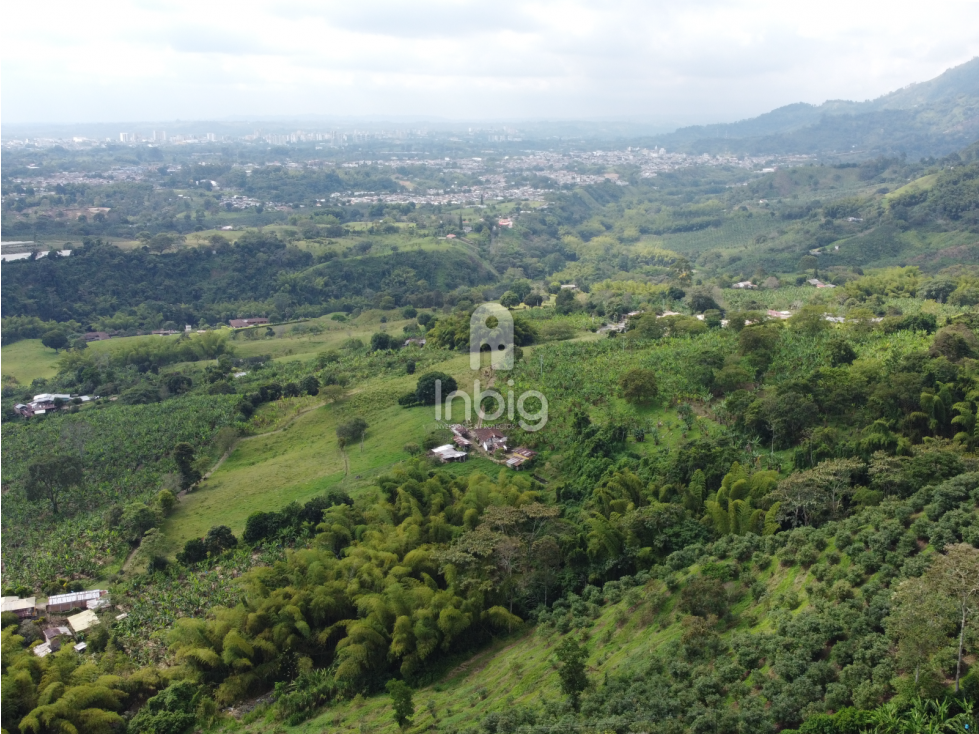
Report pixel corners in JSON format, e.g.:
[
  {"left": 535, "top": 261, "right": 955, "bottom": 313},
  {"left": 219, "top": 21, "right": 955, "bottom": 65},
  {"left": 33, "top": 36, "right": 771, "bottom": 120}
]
[{"left": 3, "top": 0, "right": 979, "bottom": 126}]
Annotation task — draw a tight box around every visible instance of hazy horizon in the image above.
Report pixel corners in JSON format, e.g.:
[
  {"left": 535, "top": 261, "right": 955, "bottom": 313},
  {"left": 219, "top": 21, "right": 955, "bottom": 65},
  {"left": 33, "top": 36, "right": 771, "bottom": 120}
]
[{"left": 4, "top": 0, "right": 979, "bottom": 127}]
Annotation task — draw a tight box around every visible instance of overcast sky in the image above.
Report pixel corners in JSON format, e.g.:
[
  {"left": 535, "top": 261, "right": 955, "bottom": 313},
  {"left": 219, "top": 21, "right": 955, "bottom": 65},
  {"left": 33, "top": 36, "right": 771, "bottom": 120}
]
[{"left": 3, "top": 0, "right": 979, "bottom": 126}]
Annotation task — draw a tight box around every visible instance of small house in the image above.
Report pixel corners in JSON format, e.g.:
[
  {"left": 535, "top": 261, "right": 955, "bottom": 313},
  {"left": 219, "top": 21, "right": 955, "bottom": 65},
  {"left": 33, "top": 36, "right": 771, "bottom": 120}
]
[
  {"left": 731, "top": 281, "right": 757, "bottom": 289},
  {"left": 472, "top": 428, "right": 508, "bottom": 453},
  {"left": 505, "top": 447, "right": 538, "bottom": 470}
]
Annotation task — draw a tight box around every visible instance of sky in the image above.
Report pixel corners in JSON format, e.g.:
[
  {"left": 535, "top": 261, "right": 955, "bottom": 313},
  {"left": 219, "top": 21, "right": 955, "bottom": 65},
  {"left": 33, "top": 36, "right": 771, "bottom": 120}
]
[{"left": 3, "top": 0, "right": 979, "bottom": 126}]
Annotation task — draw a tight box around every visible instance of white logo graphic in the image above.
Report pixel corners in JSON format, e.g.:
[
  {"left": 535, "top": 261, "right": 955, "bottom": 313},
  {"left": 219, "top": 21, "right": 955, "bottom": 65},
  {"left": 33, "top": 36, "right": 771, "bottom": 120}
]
[{"left": 470, "top": 303, "right": 514, "bottom": 371}]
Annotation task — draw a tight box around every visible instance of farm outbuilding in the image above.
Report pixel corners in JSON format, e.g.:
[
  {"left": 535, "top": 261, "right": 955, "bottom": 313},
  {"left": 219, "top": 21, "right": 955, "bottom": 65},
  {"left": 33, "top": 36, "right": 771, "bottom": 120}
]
[
  {"left": 45, "top": 590, "right": 108, "bottom": 614},
  {"left": 1, "top": 597, "right": 38, "bottom": 619}
]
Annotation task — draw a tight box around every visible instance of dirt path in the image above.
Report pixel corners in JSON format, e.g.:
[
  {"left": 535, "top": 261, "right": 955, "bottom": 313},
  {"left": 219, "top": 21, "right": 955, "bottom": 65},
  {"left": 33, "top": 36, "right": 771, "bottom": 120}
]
[
  {"left": 475, "top": 369, "right": 496, "bottom": 429},
  {"left": 198, "top": 399, "right": 329, "bottom": 481}
]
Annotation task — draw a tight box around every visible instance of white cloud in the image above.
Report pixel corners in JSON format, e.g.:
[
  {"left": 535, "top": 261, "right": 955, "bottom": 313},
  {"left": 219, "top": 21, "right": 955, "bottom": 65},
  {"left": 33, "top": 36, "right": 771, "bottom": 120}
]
[{"left": 2, "top": 0, "right": 978, "bottom": 124}]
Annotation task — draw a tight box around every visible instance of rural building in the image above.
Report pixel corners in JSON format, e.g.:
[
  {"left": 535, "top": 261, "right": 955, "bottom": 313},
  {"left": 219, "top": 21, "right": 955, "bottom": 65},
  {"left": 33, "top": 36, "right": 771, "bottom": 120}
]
[
  {"left": 82, "top": 331, "right": 110, "bottom": 342},
  {"left": 767, "top": 310, "right": 792, "bottom": 320},
  {"left": 44, "top": 626, "right": 72, "bottom": 644},
  {"left": 471, "top": 428, "right": 508, "bottom": 453},
  {"left": 505, "top": 447, "right": 538, "bottom": 469},
  {"left": 806, "top": 279, "right": 836, "bottom": 289},
  {"left": 1, "top": 596, "right": 38, "bottom": 619},
  {"left": 46, "top": 589, "right": 108, "bottom": 614},
  {"left": 403, "top": 338, "right": 427, "bottom": 347},
  {"left": 430, "top": 444, "right": 468, "bottom": 463},
  {"left": 67, "top": 609, "right": 100, "bottom": 633},
  {"left": 731, "top": 281, "right": 757, "bottom": 289},
  {"left": 229, "top": 317, "right": 270, "bottom": 328},
  {"left": 498, "top": 218, "right": 513, "bottom": 228}
]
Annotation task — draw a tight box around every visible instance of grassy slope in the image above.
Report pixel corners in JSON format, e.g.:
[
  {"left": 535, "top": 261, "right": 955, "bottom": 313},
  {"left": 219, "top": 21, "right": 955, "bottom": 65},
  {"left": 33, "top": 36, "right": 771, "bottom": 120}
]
[
  {"left": 0, "top": 338, "right": 62, "bottom": 383},
  {"left": 240, "top": 546, "right": 827, "bottom": 734},
  {"left": 161, "top": 353, "right": 488, "bottom": 547}
]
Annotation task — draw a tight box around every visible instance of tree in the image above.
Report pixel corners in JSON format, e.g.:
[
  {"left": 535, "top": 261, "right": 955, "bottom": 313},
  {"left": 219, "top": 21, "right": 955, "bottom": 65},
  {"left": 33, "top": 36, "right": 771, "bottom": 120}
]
[
  {"left": 921, "top": 277, "right": 957, "bottom": 303},
  {"left": 738, "top": 324, "right": 781, "bottom": 375},
  {"left": 773, "top": 458, "right": 863, "bottom": 526},
  {"left": 336, "top": 418, "right": 368, "bottom": 445},
  {"left": 619, "top": 368, "right": 659, "bottom": 404},
  {"left": 555, "top": 288, "right": 578, "bottom": 314},
  {"left": 41, "top": 330, "right": 68, "bottom": 353},
  {"left": 888, "top": 575, "right": 956, "bottom": 689},
  {"left": 523, "top": 292, "right": 543, "bottom": 307},
  {"left": 931, "top": 544, "right": 979, "bottom": 692},
  {"left": 300, "top": 375, "right": 320, "bottom": 396},
  {"left": 666, "top": 285, "right": 686, "bottom": 301},
  {"left": 827, "top": 336, "right": 857, "bottom": 366},
  {"left": 205, "top": 525, "right": 238, "bottom": 554},
  {"left": 25, "top": 457, "right": 83, "bottom": 514},
  {"left": 386, "top": 679, "right": 414, "bottom": 730},
  {"left": 415, "top": 371, "right": 457, "bottom": 405},
  {"left": 500, "top": 291, "right": 520, "bottom": 308},
  {"left": 173, "top": 442, "right": 201, "bottom": 489},
  {"left": 371, "top": 332, "right": 395, "bottom": 351},
  {"left": 555, "top": 637, "right": 588, "bottom": 711},
  {"left": 789, "top": 305, "right": 829, "bottom": 336},
  {"left": 687, "top": 287, "right": 720, "bottom": 313}
]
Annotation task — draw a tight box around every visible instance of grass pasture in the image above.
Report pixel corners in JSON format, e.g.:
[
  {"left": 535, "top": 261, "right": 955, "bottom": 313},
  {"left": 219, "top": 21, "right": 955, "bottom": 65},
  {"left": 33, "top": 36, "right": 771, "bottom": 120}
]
[
  {"left": 162, "top": 354, "right": 479, "bottom": 547},
  {"left": 1, "top": 338, "right": 62, "bottom": 384}
]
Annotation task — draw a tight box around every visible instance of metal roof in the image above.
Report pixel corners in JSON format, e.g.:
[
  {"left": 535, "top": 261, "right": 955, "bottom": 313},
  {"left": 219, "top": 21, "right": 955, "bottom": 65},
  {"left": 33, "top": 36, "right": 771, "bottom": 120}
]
[
  {"left": 1, "top": 597, "right": 37, "bottom": 612},
  {"left": 67, "top": 609, "right": 100, "bottom": 633},
  {"left": 47, "top": 590, "right": 106, "bottom": 605}
]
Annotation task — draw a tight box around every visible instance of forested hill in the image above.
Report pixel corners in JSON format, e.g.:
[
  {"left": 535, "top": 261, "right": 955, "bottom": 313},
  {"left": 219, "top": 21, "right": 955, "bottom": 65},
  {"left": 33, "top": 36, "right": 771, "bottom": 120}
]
[
  {"left": 0, "top": 233, "right": 494, "bottom": 328},
  {"left": 651, "top": 57, "right": 979, "bottom": 158}
]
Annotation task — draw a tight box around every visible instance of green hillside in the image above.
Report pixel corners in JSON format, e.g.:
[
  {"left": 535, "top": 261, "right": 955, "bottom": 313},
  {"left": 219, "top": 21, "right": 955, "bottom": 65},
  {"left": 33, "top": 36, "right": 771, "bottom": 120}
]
[{"left": 5, "top": 139, "right": 979, "bottom": 734}]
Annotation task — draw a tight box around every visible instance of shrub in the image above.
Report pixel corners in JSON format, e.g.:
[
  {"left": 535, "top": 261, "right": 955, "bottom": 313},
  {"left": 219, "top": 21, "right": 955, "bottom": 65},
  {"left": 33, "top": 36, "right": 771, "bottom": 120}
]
[{"left": 679, "top": 577, "right": 728, "bottom": 618}]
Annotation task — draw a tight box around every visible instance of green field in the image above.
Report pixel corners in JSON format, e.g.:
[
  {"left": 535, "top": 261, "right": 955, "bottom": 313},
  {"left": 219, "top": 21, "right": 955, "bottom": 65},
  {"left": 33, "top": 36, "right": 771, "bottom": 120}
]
[
  {"left": 1, "top": 338, "right": 63, "bottom": 384},
  {"left": 162, "top": 353, "right": 481, "bottom": 547}
]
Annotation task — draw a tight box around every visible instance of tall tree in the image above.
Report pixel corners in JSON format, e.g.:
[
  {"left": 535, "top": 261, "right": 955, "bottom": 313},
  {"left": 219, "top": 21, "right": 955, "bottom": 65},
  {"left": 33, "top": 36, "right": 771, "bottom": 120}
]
[
  {"left": 386, "top": 680, "right": 414, "bottom": 731},
  {"left": 25, "top": 457, "right": 83, "bottom": 514},
  {"left": 555, "top": 637, "right": 589, "bottom": 712},
  {"left": 932, "top": 543, "right": 979, "bottom": 692}
]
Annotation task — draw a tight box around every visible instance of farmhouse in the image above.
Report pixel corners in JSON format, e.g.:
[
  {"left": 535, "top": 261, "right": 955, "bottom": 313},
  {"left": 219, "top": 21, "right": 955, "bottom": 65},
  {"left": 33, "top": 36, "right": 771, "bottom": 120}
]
[
  {"left": 731, "top": 281, "right": 757, "bottom": 289},
  {"left": 471, "top": 428, "right": 508, "bottom": 453}
]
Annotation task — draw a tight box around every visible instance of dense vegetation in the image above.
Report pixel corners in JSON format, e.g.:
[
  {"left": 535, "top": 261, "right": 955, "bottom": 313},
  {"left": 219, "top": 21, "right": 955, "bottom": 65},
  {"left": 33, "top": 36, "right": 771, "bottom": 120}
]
[{"left": 4, "top": 135, "right": 979, "bottom": 734}]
